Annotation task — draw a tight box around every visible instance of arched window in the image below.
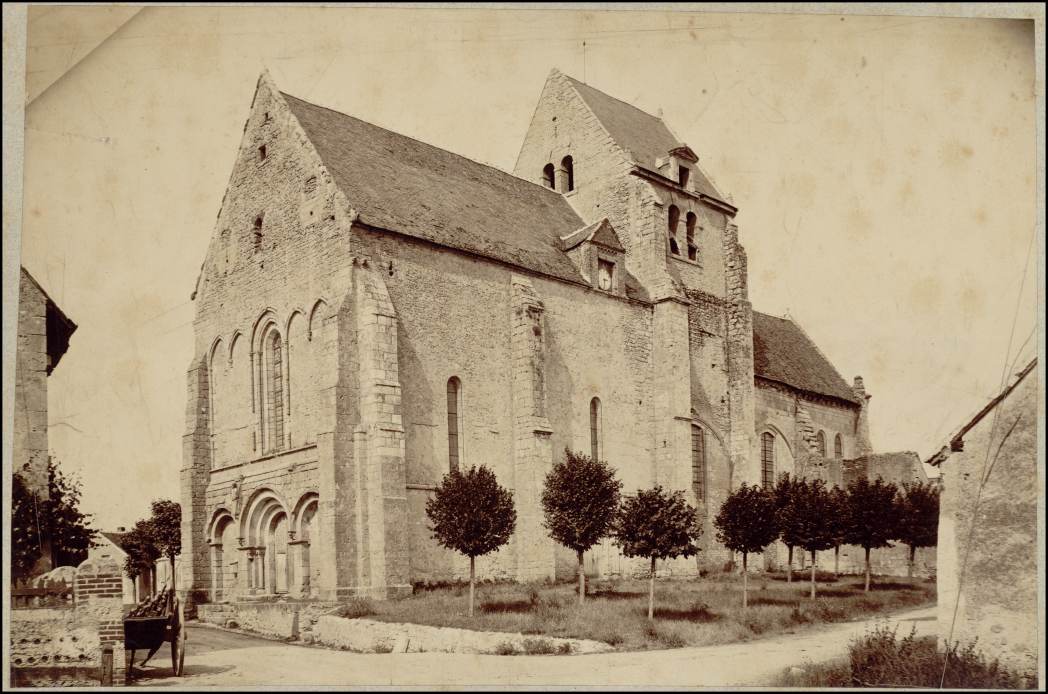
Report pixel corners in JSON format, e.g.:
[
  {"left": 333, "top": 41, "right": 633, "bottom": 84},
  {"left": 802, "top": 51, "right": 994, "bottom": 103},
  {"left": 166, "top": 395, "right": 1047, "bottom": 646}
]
[
  {"left": 446, "top": 377, "right": 462, "bottom": 471},
  {"left": 263, "top": 330, "right": 285, "bottom": 453},
  {"left": 691, "top": 425, "right": 707, "bottom": 504},
  {"left": 834, "top": 434, "right": 843, "bottom": 459},
  {"left": 668, "top": 205, "right": 681, "bottom": 256},
  {"left": 685, "top": 212, "right": 698, "bottom": 261},
  {"left": 816, "top": 431, "right": 826, "bottom": 457},
  {"left": 589, "top": 397, "right": 602, "bottom": 460},
  {"left": 561, "top": 156, "right": 574, "bottom": 192},
  {"left": 253, "top": 216, "right": 263, "bottom": 252},
  {"left": 761, "top": 432, "right": 775, "bottom": 489},
  {"left": 542, "top": 163, "right": 555, "bottom": 189}
]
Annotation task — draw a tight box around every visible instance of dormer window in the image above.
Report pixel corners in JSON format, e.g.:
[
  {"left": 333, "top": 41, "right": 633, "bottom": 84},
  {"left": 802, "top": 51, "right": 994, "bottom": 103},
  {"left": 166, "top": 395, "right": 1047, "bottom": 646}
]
[
  {"left": 667, "top": 205, "right": 681, "bottom": 256},
  {"left": 678, "top": 166, "right": 690, "bottom": 189},
  {"left": 597, "top": 259, "right": 614, "bottom": 292},
  {"left": 542, "top": 163, "right": 555, "bottom": 189}
]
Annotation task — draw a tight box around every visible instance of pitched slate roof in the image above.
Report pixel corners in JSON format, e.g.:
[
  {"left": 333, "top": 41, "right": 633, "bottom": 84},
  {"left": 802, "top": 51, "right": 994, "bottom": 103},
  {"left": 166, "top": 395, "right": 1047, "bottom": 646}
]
[
  {"left": 282, "top": 92, "right": 588, "bottom": 286},
  {"left": 752, "top": 311, "right": 861, "bottom": 406},
  {"left": 99, "top": 532, "right": 128, "bottom": 553},
  {"left": 562, "top": 74, "right": 723, "bottom": 199}
]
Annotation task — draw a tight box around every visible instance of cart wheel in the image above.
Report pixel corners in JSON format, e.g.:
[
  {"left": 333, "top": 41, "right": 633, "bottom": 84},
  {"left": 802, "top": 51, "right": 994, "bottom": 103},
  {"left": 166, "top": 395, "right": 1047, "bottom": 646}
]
[{"left": 171, "top": 597, "right": 186, "bottom": 676}]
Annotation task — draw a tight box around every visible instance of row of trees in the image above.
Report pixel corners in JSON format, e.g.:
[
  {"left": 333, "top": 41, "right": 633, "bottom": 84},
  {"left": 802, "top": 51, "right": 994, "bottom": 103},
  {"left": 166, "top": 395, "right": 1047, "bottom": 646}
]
[
  {"left": 426, "top": 449, "right": 938, "bottom": 619},
  {"left": 121, "top": 500, "right": 183, "bottom": 598},
  {"left": 427, "top": 450, "right": 702, "bottom": 619},
  {"left": 11, "top": 457, "right": 97, "bottom": 583},
  {"left": 715, "top": 474, "right": 940, "bottom": 606}
]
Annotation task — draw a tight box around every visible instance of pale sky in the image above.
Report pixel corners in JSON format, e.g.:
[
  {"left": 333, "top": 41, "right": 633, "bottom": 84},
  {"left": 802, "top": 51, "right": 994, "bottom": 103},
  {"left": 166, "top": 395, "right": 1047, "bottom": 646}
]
[{"left": 16, "top": 6, "right": 1040, "bottom": 531}]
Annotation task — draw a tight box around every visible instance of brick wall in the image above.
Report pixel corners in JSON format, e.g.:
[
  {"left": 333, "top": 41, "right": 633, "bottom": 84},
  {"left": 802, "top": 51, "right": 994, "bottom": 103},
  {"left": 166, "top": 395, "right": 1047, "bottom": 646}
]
[{"left": 10, "top": 556, "right": 127, "bottom": 686}]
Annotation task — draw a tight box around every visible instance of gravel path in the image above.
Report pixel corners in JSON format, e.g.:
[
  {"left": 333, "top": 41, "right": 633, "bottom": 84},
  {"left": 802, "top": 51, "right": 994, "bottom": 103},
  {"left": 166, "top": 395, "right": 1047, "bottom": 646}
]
[{"left": 130, "top": 605, "right": 937, "bottom": 688}]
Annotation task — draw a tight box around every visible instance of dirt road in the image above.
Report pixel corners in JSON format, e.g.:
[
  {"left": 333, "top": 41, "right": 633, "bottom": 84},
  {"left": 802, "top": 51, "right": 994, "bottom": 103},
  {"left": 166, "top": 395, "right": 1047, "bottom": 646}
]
[{"left": 130, "top": 605, "right": 936, "bottom": 688}]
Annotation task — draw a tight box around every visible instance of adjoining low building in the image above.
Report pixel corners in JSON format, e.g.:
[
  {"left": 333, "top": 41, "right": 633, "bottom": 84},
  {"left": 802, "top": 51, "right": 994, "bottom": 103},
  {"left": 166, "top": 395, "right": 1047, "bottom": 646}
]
[{"left": 928, "top": 359, "right": 1039, "bottom": 678}]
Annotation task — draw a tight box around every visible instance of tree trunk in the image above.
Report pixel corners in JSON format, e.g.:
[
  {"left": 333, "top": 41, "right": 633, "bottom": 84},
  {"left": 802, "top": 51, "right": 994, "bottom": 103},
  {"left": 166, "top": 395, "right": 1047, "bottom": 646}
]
[
  {"left": 864, "top": 547, "right": 871, "bottom": 592},
  {"left": 469, "top": 556, "right": 476, "bottom": 618},
  {"left": 576, "top": 550, "right": 587, "bottom": 605},
  {"left": 742, "top": 552, "right": 749, "bottom": 609},
  {"left": 834, "top": 545, "right": 840, "bottom": 577},
  {"left": 648, "top": 557, "right": 656, "bottom": 620},
  {"left": 170, "top": 555, "right": 177, "bottom": 590},
  {"left": 787, "top": 545, "right": 793, "bottom": 583},
  {"left": 810, "top": 551, "right": 817, "bottom": 599},
  {"left": 908, "top": 545, "right": 915, "bottom": 580}
]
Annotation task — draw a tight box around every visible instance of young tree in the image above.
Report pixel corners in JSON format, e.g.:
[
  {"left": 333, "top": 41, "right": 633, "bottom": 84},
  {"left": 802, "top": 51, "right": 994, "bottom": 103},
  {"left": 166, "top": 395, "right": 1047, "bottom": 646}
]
[
  {"left": 612, "top": 486, "right": 702, "bottom": 620},
  {"left": 893, "top": 481, "right": 940, "bottom": 579},
  {"left": 826, "top": 485, "right": 850, "bottom": 577},
  {"left": 148, "top": 499, "right": 183, "bottom": 582},
  {"left": 426, "top": 466, "right": 516, "bottom": 617},
  {"left": 714, "top": 484, "right": 779, "bottom": 608},
  {"left": 773, "top": 473, "right": 804, "bottom": 582},
  {"left": 122, "top": 519, "right": 161, "bottom": 601},
  {"left": 11, "top": 472, "right": 44, "bottom": 583},
  {"left": 790, "top": 479, "right": 838, "bottom": 599},
  {"left": 11, "top": 457, "right": 98, "bottom": 582},
  {"left": 541, "top": 449, "right": 622, "bottom": 604},
  {"left": 844, "top": 477, "right": 899, "bottom": 591}
]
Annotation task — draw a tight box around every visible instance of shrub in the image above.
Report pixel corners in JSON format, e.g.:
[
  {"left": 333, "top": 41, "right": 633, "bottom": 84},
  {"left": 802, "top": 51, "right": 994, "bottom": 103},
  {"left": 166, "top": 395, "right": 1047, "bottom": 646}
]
[
  {"left": 494, "top": 641, "right": 517, "bottom": 656},
  {"left": 334, "top": 598, "right": 375, "bottom": 619},
  {"left": 522, "top": 638, "right": 558, "bottom": 655}
]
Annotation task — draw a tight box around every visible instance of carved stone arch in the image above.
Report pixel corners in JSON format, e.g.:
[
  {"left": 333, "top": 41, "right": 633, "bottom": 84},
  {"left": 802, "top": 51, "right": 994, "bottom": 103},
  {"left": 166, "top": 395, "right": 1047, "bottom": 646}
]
[
  {"left": 307, "top": 298, "right": 330, "bottom": 341},
  {"left": 239, "top": 487, "right": 291, "bottom": 545},
  {"left": 251, "top": 308, "right": 281, "bottom": 354},
  {"left": 228, "top": 331, "right": 244, "bottom": 365},
  {"left": 207, "top": 507, "right": 235, "bottom": 543},
  {"left": 690, "top": 412, "right": 729, "bottom": 456},
  {"left": 284, "top": 309, "right": 306, "bottom": 340},
  {"left": 291, "top": 491, "right": 319, "bottom": 537},
  {"left": 760, "top": 423, "right": 795, "bottom": 459},
  {"left": 208, "top": 337, "right": 225, "bottom": 370}
]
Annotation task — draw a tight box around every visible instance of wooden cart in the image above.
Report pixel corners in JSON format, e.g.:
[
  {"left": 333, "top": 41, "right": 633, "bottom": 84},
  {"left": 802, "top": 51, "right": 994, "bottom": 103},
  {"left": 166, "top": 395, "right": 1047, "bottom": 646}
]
[{"left": 123, "top": 594, "right": 186, "bottom": 678}]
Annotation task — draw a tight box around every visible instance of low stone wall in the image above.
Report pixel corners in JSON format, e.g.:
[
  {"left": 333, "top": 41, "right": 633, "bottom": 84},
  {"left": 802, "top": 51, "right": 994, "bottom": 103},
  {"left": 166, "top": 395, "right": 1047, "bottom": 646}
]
[
  {"left": 197, "top": 601, "right": 340, "bottom": 639},
  {"left": 9, "top": 556, "right": 127, "bottom": 686},
  {"left": 312, "top": 616, "right": 614, "bottom": 655}
]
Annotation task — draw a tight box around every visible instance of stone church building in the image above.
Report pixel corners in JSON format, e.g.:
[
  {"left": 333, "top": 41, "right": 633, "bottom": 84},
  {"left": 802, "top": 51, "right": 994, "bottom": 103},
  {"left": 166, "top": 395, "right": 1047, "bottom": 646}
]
[{"left": 182, "top": 70, "right": 876, "bottom": 603}]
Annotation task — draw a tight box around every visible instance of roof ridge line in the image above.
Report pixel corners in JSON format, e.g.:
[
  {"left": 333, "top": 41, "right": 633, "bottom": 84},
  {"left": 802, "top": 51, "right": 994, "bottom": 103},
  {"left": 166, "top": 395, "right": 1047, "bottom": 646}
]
[
  {"left": 562, "top": 72, "right": 664, "bottom": 125},
  {"left": 280, "top": 90, "right": 568, "bottom": 199}
]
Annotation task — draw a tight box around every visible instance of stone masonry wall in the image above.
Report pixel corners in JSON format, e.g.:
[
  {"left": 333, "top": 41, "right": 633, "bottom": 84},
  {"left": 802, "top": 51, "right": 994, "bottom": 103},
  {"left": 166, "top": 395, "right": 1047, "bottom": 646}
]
[
  {"left": 14, "top": 270, "right": 52, "bottom": 576},
  {"left": 937, "top": 365, "right": 1038, "bottom": 677}
]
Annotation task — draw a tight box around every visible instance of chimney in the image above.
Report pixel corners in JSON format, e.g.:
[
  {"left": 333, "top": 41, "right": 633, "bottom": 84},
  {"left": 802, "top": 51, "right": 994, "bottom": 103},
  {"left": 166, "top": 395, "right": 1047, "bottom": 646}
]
[{"left": 853, "top": 375, "right": 873, "bottom": 456}]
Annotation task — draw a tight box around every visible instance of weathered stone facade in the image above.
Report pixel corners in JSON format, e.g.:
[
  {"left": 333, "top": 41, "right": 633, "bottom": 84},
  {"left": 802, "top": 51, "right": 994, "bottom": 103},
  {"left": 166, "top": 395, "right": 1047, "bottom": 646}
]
[
  {"left": 182, "top": 70, "right": 875, "bottom": 603},
  {"left": 13, "top": 267, "right": 76, "bottom": 578},
  {"left": 932, "top": 360, "right": 1038, "bottom": 677}
]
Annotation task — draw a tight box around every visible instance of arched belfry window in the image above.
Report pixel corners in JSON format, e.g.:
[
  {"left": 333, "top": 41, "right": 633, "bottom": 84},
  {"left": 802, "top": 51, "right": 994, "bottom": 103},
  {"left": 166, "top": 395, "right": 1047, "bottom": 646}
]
[
  {"left": 691, "top": 425, "right": 707, "bottom": 504},
  {"left": 542, "top": 163, "right": 555, "bottom": 189},
  {"left": 589, "top": 397, "right": 602, "bottom": 460},
  {"left": 834, "top": 434, "right": 843, "bottom": 459},
  {"left": 561, "top": 156, "right": 574, "bottom": 192},
  {"left": 761, "top": 432, "right": 775, "bottom": 490},
  {"left": 685, "top": 212, "right": 698, "bottom": 261},
  {"left": 446, "top": 377, "right": 462, "bottom": 471},
  {"left": 816, "top": 431, "right": 826, "bottom": 457},
  {"left": 667, "top": 205, "right": 681, "bottom": 256},
  {"left": 263, "top": 329, "right": 285, "bottom": 453}
]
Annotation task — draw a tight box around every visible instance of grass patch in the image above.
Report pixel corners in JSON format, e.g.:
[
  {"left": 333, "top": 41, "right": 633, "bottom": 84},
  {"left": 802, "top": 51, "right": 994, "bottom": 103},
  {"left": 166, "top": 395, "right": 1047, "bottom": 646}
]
[
  {"left": 778, "top": 624, "right": 1037, "bottom": 689},
  {"left": 331, "top": 598, "right": 375, "bottom": 619},
  {"left": 354, "top": 571, "right": 934, "bottom": 652}
]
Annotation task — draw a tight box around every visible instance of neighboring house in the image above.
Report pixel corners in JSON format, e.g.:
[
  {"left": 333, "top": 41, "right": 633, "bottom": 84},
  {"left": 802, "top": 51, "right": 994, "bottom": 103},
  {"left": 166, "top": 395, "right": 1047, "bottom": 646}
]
[
  {"left": 928, "top": 359, "right": 1039, "bottom": 677},
  {"left": 181, "top": 69, "right": 892, "bottom": 604},
  {"left": 13, "top": 267, "right": 77, "bottom": 577},
  {"left": 88, "top": 529, "right": 155, "bottom": 604}
]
